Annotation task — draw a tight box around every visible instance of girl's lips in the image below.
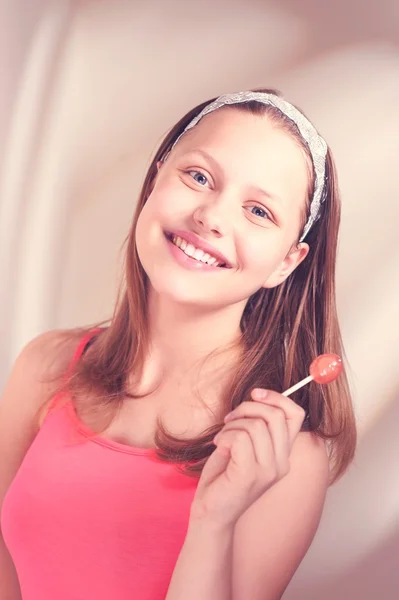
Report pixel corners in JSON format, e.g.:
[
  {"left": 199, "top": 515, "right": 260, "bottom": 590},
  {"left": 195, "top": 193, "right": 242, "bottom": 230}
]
[
  {"left": 165, "top": 235, "right": 227, "bottom": 271},
  {"left": 166, "top": 229, "right": 232, "bottom": 268}
]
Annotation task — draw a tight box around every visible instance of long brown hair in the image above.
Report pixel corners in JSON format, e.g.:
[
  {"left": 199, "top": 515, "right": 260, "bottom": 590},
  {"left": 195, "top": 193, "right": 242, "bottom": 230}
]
[{"left": 42, "top": 88, "right": 356, "bottom": 484}]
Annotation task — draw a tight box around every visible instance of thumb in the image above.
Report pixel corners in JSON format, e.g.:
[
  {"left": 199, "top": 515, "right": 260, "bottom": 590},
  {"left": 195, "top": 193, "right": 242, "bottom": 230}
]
[{"left": 199, "top": 443, "right": 231, "bottom": 488}]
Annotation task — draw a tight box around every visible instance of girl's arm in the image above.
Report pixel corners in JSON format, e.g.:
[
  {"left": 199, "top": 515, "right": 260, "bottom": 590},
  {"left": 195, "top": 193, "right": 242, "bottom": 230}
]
[
  {"left": 166, "top": 430, "right": 329, "bottom": 600},
  {"left": 166, "top": 518, "right": 233, "bottom": 600}
]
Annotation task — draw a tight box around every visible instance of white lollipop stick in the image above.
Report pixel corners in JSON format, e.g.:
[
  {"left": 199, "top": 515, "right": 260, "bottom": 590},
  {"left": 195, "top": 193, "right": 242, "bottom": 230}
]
[{"left": 282, "top": 375, "right": 314, "bottom": 397}]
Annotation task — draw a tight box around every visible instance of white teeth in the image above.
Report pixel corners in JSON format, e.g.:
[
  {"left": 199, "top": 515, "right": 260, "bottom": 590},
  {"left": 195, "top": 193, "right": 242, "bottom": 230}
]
[
  {"left": 171, "top": 235, "right": 224, "bottom": 266},
  {"left": 184, "top": 243, "right": 195, "bottom": 257},
  {"left": 193, "top": 248, "right": 205, "bottom": 261}
]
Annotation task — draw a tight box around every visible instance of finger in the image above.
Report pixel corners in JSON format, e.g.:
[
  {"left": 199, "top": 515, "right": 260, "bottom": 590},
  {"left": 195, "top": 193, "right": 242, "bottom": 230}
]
[
  {"left": 215, "top": 417, "right": 274, "bottom": 466},
  {"left": 221, "top": 415, "right": 289, "bottom": 474},
  {"left": 225, "top": 429, "right": 256, "bottom": 478},
  {"left": 224, "top": 396, "right": 301, "bottom": 449},
  {"left": 251, "top": 389, "right": 305, "bottom": 446},
  {"left": 198, "top": 443, "right": 231, "bottom": 490},
  {"left": 224, "top": 400, "right": 286, "bottom": 423}
]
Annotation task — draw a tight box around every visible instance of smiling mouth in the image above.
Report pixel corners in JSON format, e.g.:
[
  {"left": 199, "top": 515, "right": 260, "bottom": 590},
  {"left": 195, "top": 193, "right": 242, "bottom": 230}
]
[{"left": 165, "top": 233, "right": 229, "bottom": 268}]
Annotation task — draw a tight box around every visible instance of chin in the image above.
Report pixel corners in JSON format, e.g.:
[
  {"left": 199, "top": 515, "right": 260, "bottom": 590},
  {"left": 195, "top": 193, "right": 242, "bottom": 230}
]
[
  {"left": 145, "top": 273, "right": 249, "bottom": 313},
  {"left": 147, "top": 275, "right": 214, "bottom": 307}
]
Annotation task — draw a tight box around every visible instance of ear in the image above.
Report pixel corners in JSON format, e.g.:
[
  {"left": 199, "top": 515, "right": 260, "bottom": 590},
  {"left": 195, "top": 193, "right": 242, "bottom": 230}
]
[
  {"left": 262, "top": 242, "right": 309, "bottom": 289},
  {"left": 156, "top": 160, "right": 163, "bottom": 171}
]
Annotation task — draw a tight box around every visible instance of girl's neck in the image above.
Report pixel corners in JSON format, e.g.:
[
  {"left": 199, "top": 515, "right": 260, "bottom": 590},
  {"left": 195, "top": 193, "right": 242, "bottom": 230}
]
[{"left": 132, "top": 289, "right": 245, "bottom": 396}]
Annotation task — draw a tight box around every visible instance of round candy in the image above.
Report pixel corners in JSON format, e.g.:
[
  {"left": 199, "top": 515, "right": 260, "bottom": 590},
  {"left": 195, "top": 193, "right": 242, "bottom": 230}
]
[{"left": 309, "top": 353, "right": 343, "bottom": 384}]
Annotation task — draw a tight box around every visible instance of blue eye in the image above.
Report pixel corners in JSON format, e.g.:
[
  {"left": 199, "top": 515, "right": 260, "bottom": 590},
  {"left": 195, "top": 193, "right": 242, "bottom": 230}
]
[
  {"left": 249, "top": 206, "right": 270, "bottom": 219},
  {"left": 188, "top": 170, "right": 209, "bottom": 186}
]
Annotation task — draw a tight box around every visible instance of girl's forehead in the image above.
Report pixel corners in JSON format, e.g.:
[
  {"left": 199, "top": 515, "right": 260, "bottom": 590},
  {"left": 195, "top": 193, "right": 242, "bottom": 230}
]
[
  {"left": 175, "top": 109, "right": 303, "bottom": 164},
  {"left": 178, "top": 108, "right": 273, "bottom": 147},
  {"left": 173, "top": 109, "right": 309, "bottom": 188}
]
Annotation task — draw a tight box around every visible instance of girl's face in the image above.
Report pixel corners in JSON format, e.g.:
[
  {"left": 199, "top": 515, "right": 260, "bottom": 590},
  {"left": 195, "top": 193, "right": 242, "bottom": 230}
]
[{"left": 136, "top": 108, "right": 310, "bottom": 310}]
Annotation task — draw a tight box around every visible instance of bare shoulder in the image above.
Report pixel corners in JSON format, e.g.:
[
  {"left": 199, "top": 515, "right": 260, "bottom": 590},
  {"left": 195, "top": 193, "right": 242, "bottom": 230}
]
[
  {"left": 292, "top": 430, "right": 330, "bottom": 474},
  {"left": 17, "top": 328, "right": 80, "bottom": 376},
  {"left": 0, "top": 329, "right": 84, "bottom": 508},
  {"left": 1, "top": 328, "right": 84, "bottom": 429}
]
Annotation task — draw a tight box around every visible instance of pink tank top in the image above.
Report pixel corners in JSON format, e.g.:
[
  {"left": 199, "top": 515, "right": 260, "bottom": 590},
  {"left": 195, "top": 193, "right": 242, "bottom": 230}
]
[{"left": 1, "top": 330, "right": 199, "bottom": 600}]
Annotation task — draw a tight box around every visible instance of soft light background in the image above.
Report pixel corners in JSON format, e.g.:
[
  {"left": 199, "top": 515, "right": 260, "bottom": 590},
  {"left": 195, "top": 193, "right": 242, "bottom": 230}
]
[{"left": 1, "top": 0, "right": 398, "bottom": 597}]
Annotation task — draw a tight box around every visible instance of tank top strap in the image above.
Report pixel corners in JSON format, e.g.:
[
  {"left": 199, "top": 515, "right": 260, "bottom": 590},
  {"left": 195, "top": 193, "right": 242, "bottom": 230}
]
[
  {"left": 63, "top": 327, "right": 104, "bottom": 382},
  {"left": 47, "top": 327, "right": 104, "bottom": 413}
]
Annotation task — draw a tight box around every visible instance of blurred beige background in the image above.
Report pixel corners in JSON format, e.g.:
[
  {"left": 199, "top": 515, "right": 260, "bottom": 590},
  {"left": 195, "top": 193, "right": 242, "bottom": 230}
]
[{"left": 1, "top": 0, "right": 398, "bottom": 597}]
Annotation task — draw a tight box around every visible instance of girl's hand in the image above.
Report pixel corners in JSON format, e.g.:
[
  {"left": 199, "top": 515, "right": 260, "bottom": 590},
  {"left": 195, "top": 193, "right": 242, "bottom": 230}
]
[{"left": 190, "top": 389, "right": 306, "bottom": 530}]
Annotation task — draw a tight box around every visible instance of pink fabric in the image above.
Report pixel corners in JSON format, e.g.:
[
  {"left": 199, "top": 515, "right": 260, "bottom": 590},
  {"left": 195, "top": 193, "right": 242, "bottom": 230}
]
[{"left": 1, "top": 330, "right": 198, "bottom": 599}]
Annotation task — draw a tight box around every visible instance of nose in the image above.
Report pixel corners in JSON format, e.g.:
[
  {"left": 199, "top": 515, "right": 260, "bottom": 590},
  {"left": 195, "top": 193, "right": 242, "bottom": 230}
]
[{"left": 192, "top": 193, "right": 232, "bottom": 238}]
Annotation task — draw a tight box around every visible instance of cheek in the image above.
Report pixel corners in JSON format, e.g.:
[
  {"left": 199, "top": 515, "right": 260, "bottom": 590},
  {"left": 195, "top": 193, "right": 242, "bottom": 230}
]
[
  {"left": 135, "top": 194, "right": 163, "bottom": 268},
  {"left": 237, "top": 235, "right": 283, "bottom": 277},
  {"left": 135, "top": 200, "right": 152, "bottom": 246},
  {"left": 135, "top": 182, "right": 190, "bottom": 264},
  {"left": 135, "top": 187, "right": 172, "bottom": 244},
  {"left": 147, "top": 181, "right": 193, "bottom": 225}
]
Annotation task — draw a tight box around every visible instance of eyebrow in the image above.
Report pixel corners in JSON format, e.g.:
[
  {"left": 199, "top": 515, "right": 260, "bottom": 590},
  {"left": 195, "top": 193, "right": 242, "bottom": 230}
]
[{"left": 181, "top": 148, "right": 282, "bottom": 204}]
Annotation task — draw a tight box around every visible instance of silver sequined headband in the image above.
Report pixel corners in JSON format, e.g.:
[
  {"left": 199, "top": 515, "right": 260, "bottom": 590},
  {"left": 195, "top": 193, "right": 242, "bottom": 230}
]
[{"left": 165, "top": 91, "right": 328, "bottom": 241}]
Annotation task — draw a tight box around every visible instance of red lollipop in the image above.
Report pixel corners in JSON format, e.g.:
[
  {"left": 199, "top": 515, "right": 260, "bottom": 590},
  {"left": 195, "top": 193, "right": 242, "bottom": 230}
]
[
  {"left": 282, "top": 353, "right": 343, "bottom": 397},
  {"left": 309, "top": 353, "right": 342, "bottom": 384}
]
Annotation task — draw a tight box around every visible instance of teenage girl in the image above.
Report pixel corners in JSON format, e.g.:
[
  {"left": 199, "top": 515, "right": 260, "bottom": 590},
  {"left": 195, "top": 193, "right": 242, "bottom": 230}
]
[{"left": 0, "top": 89, "right": 356, "bottom": 600}]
